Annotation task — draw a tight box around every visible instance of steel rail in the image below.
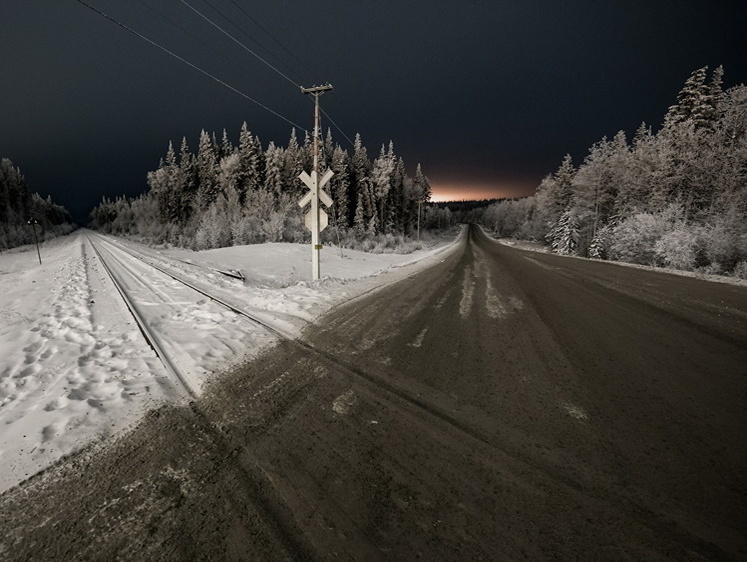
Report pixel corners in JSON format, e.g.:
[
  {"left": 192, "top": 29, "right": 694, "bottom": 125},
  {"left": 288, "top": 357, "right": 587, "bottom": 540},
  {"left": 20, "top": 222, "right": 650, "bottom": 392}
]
[
  {"left": 89, "top": 233, "right": 293, "bottom": 340},
  {"left": 85, "top": 234, "right": 204, "bottom": 399}
]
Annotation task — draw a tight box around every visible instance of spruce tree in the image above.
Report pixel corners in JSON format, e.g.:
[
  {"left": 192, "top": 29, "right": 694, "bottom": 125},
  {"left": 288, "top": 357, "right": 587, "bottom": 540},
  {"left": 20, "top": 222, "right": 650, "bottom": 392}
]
[
  {"left": 706, "top": 65, "right": 725, "bottom": 123},
  {"left": 553, "top": 154, "right": 575, "bottom": 211},
  {"left": 353, "top": 191, "right": 366, "bottom": 237},
  {"left": 179, "top": 137, "right": 197, "bottom": 219},
  {"left": 413, "top": 164, "right": 431, "bottom": 239},
  {"left": 390, "top": 157, "right": 407, "bottom": 232},
  {"left": 237, "top": 122, "right": 262, "bottom": 197},
  {"left": 283, "top": 129, "right": 304, "bottom": 195},
  {"left": 195, "top": 130, "right": 218, "bottom": 212},
  {"left": 330, "top": 146, "right": 351, "bottom": 228},
  {"left": 322, "top": 128, "right": 334, "bottom": 172},
  {"left": 220, "top": 129, "right": 234, "bottom": 159},
  {"left": 547, "top": 208, "right": 579, "bottom": 255},
  {"left": 665, "top": 66, "right": 721, "bottom": 130},
  {"left": 157, "top": 142, "right": 181, "bottom": 224},
  {"left": 372, "top": 143, "right": 395, "bottom": 232},
  {"left": 263, "top": 142, "right": 284, "bottom": 195},
  {"left": 351, "top": 133, "right": 373, "bottom": 229}
]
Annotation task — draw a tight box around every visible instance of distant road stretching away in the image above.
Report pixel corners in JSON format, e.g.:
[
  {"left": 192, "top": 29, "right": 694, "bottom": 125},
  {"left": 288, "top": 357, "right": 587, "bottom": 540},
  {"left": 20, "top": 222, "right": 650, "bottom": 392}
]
[{"left": 2, "top": 225, "right": 746, "bottom": 560}]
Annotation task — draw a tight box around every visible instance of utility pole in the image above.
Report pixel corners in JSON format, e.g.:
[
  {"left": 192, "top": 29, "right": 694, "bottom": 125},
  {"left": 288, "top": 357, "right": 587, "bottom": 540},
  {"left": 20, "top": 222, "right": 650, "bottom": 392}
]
[
  {"left": 299, "top": 84, "right": 334, "bottom": 280},
  {"left": 27, "top": 219, "right": 42, "bottom": 265}
]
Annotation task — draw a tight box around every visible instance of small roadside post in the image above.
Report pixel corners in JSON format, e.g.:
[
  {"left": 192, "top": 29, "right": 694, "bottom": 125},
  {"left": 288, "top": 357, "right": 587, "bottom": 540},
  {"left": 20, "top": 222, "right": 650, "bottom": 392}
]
[
  {"left": 299, "top": 83, "right": 334, "bottom": 281},
  {"left": 27, "top": 219, "right": 42, "bottom": 265}
]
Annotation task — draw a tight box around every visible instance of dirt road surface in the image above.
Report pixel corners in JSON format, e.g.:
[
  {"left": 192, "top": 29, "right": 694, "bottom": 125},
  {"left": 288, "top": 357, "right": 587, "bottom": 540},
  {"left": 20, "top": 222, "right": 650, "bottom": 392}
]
[{"left": 2, "top": 225, "right": 746, "bottom": 560}]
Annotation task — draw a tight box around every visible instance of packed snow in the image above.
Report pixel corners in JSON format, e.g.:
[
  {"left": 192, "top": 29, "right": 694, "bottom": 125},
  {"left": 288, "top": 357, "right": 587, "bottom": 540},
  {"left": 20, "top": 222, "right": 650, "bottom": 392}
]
[{"left": 0, "top": 230, "right": 457, "bottom": 493}]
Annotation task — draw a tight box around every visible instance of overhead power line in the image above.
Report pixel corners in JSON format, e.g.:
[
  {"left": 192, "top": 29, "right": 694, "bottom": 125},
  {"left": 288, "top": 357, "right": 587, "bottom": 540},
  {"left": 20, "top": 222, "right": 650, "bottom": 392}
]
[
  {"left": 134, "top": 0, "right": 230, "bottom": 65},
  {"left": 178, "top": 0, "right": 301, "bottom": 89},
  {"left": 225, "top": 0, "right": 314, "bottom": 81},
  {"left": 320, "top": 108, "right": 355, "bottom": 148},
  {"left": 73, "top": 0, "right": 306, "bottom": 131},
  {"left": 178, "top": 0, "right": 354, "bottom": 148},
  {"left": 199, "top": 0, "right": 305, "bottom": 85}
]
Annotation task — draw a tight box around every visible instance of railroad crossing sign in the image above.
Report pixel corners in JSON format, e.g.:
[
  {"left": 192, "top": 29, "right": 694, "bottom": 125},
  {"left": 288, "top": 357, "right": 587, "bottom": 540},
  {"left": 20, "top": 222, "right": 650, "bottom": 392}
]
[
  {"left": 300, "top": 83, "right": 334, "bottom": 280},
  {"left": 305, "top": 206, "right": 328, "bottom": 232},
  {"left": 299, "top": 170, "right": 333, "bottom": 208},
  {"left": 299, "top": 168, "right": 333, "bottom": 273}
]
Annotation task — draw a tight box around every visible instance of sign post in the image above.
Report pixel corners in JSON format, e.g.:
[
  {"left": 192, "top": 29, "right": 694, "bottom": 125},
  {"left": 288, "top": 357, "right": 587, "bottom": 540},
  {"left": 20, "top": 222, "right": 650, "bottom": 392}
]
[
  {"left": 299, "top": 84, "right": 334, "bottom": 280},
  {"left": 27, "top": 219, "right": 42, "bottom": 265}
]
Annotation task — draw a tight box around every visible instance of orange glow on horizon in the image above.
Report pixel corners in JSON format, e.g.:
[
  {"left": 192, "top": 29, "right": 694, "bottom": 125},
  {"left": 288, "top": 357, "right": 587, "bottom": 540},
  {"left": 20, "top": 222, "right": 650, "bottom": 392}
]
[{"left": 430, "top": 181, "right": 537, "bottom": 203}]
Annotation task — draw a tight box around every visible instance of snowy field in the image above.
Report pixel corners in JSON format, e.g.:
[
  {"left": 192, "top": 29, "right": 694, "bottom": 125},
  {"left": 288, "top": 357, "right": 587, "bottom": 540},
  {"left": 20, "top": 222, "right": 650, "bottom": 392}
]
[{"left": 0, "top": 230, "right": 457, "bottom": 493}]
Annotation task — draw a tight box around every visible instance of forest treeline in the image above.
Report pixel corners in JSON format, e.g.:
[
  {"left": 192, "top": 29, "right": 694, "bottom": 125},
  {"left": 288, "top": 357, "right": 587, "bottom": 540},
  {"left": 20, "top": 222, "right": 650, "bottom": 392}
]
[
  {"left": 470, "top": 66, "right": 747, "bottom": 278},
  {"left": 90, "top": 126, "right": 453, "bottom": 252},
  {"left": 0, "top": 159, "right": 75, "bottom": 251}
]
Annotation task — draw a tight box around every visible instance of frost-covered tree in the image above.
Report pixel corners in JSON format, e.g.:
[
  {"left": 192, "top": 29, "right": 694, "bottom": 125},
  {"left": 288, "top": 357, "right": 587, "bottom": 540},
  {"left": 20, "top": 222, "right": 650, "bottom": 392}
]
[
  {"left": 372, "top": 142, "right": 396, "bottom": 232},
  {"left": 471, "top": 66, "right": 747, "bottom": 273},
  {"left": 413, "top": 163, "right": 432, "bottom": 204},
  {"left": 547, "top": 208, "right": 579, "bottom": 255},
  {"left": 179, "top": 137, "right": 197, "bottom": 219},
  {"left": 553, "top": 154, "right": 576, "bottom": 212},
  {"left": 329, "top": 146, "right": 351, "bottom": 228},
  {"left": 237, "top": 122, "right": 263, "bottom": 197},
  {"left": 195, "top": 130, "right": 219, "bottom": 212},
  {"left": 390, "top": 157, "right": 407, "bottom": 233},
  {"left": 666, "top": 67, "right": 706, "bottom": 124},
  {"left": 263, "top": 141, "right": 284, "bottom": 195},
  {"left": 0, "top": 158, "right": 74, "bottom": 249},
  {"left": 412, "top": 163, "right": 431, "bottom": 238},
  {"left": 91, "top": 121, "right": 433, "bottom": 250},
  {"left": 353, "top": 191, "right": 366, "bottom": 237},
  {"left": 283, "top": 129, "right": 304, "bottom": 196},
  {"left": 147, "top": 141, "right": 182, "bottom": 224},
  {"left": 219, "top": 129, "right": 234, "bottom": 159},
  {"left": 321, "top": 128, "right": 335, "bottom": 172}
]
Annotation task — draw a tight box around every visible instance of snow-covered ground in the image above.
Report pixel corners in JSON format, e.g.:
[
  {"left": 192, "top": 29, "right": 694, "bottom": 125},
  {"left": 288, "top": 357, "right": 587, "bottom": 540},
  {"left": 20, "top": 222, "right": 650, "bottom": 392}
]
[{"left": 0, "top": 230, "right": 457, "bottom": 493}]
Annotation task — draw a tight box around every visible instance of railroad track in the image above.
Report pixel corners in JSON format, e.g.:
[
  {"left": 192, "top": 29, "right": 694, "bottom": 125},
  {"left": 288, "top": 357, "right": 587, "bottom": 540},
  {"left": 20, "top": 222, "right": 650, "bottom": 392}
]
[
  {"left": 85, "top": 232, "right": 503, "bottom": 449},
  {"left": 85, "top": 233, "right": 287, "bottom": 399},
  {"left": 84, "top": 232, "right": 318, "bottom": 556},
  {"left": 87, "top": 233, "right": 580, "bottom": 498},
  {"left": 85, "top": 232, "right": 507, "bottom": 556}
]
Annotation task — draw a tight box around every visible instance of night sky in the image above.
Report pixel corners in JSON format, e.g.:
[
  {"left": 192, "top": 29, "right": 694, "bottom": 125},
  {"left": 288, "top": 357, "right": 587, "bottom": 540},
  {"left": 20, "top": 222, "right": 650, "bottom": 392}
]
[{"left": 1, "top": 1, "right": 745, "bottom": 223}]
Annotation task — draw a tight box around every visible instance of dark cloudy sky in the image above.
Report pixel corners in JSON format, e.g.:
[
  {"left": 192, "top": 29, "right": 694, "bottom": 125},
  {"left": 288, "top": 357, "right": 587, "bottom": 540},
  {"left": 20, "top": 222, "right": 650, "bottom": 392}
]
[{"left": 1, "top": 1, "right": 745, "bottom": 222}]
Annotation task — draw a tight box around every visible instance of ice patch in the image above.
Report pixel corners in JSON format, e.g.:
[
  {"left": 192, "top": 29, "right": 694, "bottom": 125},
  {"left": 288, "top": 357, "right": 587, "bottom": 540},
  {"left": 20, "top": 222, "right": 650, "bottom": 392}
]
[
  {"left": 407, "top": 327, "right": 428, "bottom": 348},
  {"left": 459, "top": 266, "right": 475, "bottom": 318},
  {"left": 332, "top": 389, "right": 357, "bottom": 415},
  {"left": 485, "top": 275, "right": 508, "bottom": 319},
  {"left": 562, "top": 402, "right": 588, "bottom": 421},
  {"left": 481, "top": 260, "right": 524, "bottom": 319}
]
